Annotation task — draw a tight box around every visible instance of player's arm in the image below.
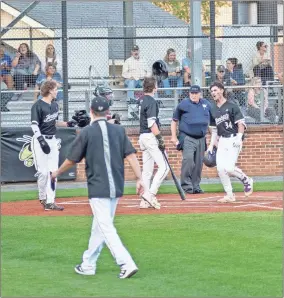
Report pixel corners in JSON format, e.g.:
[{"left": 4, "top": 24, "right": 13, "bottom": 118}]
[
  {"left": 208, "top": 104, "right": 219, "bottom": 152},
  {"left": 233, "top": 105, "right": 246, "bottom": 146},
  {"left": 31, "top": 104, "right": 51, "bottom": 154},
  {"left": 146, "top": 102, "right": 165, "bottom": 151}
]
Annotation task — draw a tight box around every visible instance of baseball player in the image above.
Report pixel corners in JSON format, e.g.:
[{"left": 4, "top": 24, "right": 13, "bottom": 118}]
[
  {"left": 31, "top": 80, "right": 76, "bottom": 211},
  {"left": 51, "top": 96, "right": 143, "bottom": 279},
  {"left": 139, "top": 76, "right": 170, "bottom": 209},
  {"left": 208, "top": 82, "right": 253, "bottom": 202}
]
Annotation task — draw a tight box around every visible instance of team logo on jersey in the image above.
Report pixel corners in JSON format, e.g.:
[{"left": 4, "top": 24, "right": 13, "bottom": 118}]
[
  {"left": 43, "top": 112, "right": 59, "bottom": 123},
  {"left": 202, "top": 104, "right": 207, "bottom": 110},
  {"left": 16, "top": 135, "right": 62, "bottom": 168}
]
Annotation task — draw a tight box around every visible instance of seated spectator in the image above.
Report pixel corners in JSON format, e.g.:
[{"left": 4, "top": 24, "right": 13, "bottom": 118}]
[
  {"left": 225, "top": 58, "right": 246, "bottom": 106},
  {"left": 34, "top": 63, "right": 63, "bottom": 102},
  {"left": 0, "top": 46, "right": 13, "bottom": 89},
  {"left": 41, "top": 44, "right": 62, "bottom": 74},
  {"left": 181, "top": 48, "right": 191, "bottom": 87},
  {"left": 11, "top": 43, "right": 41, "bottom": 91},
  {"left": 162, "top": 48, "right": 183, "bottom": 96},
  {"left": 251, "top": 41, "right": 274, "bottom": 85},
  {"left": 247, "top": 76, "right": 276, "bottom": 123},
  {"left": 122, "top": 45, "right": 149, "bottom": 101}
]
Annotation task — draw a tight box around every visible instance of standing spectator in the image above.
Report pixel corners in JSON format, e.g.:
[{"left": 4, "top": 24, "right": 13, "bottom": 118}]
[
  {"left": 0, "top": 46, "right": 13, "bottom": 89},
  {"left": 170, "top": 85, "right": 211, "bottom": 194},
  {"left": 162, "top": 48, "right": 183, "bottom": 96},
  {"left": 51, "top": 96, "right": 142, "bottom": 278},
  {"left": 181, "top": 48, "right": 192, "bottom": 87},
  {"left": 34, "top": 63, "right": 63, "bottom": 102},
  {"left": 41, "top": 44, "right": 62, "bottom": 74},
  {"left": 225, "top": 58, "right": 246, "bottom": 106},
  {"left": 139, "top": 76, "right": 169, "bottom": 209},
  {"left": 11, "top": 43, "right": 41, "bottom": 91},
  {"left": 247, "top": 76, "right": 276, "bottom": 123},
  {"left": 122, "top": 45, "right": 149, "bottom": 101},
  {"left": 251, "top": 41, "right": 274, "bottom": 84}
]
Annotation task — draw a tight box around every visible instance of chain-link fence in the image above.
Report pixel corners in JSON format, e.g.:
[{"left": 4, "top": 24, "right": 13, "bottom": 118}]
[{"left": 0, "top": 0, "right": 283, "bottom": 128}]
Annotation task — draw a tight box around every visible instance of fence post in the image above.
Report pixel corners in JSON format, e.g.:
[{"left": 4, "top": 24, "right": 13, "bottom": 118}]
[
  {"left": 260, "top": 89, "right": 265, "bottom": 122},
  {"left": 174, "top": 89, "right": 178, "bottom": 108},
  {"left": 61, "top": 0, "right": 69, "bottom": 122}
]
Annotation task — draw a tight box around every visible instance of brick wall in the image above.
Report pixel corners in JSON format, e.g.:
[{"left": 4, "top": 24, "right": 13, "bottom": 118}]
[{"left": 76, "top": 125, "right": 283, "bottom": 181}]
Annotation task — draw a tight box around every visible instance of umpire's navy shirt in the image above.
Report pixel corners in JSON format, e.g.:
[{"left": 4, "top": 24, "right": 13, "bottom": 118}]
[
  {"left": 67, "top": 119, "right": 136, "bottom": 199},
  {"left": 173, "top": 98, "right": 211, "bottom": 138}
]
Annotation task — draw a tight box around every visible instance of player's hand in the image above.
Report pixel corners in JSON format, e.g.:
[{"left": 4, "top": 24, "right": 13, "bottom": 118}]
[
  {"left": 37, "top": 136, "right": 51, "bottom": 154},
  {"left": 207, "top": 144, "right": 214, "bottom": 154},
  {"left": 233, "top": 133, "right": 243, "bottom": 152},
  {"left": 67, "top": 119, "right": 77, "bottom": 127},
  {"left": 136, "top": 178, "right": 145, "bottom": 196},
  {"left": 155, "top": 134, "right": 165, "bottom": 151}
]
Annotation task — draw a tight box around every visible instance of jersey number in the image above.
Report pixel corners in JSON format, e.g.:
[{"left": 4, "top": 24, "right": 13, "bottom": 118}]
[{"left": 225, "top": 121, "right": 233, "bottom": 129}]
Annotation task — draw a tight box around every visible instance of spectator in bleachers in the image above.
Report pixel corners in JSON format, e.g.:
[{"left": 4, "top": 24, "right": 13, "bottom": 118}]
[
  {"left": 247, "top": 76, "right": 276, "bottom": 123},
  {"left": 11, "top": 43, "right": 41, "bottom": 91},
  {"left": 252, "top": 41, "right": 274, "bottom": 85},
  {"left": 162, "top": 48, "right": 183, "bottom": 97},
  {"left": 215, "top": 65, "right": 226, "bottom": 85},
  {"left": 34, "top": 63, "right": 63, "bottom": 103},
  {"left": 181, "top": 48, "right": 191, "bottom": 87},
  {"left": 225, "top": 58, "right": 246, "bottom": 106},
  {"left": 41, "top": 44, "right": 62, "bottom": 74},
  {"left": 0, "top": 46, "right": 13, "bottom": 89},
  {"left": 122, "top": 45, "right": 149, "bottom": 101}
]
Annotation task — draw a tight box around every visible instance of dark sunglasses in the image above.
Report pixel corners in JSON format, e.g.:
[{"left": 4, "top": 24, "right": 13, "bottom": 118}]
[{"left": 218, "top": 70, "right": 225, "bottom": 73}]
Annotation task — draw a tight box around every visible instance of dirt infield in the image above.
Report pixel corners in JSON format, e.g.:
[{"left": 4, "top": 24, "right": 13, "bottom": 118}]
[{"left": 1, "top": 191, "right": 282, "bottom": 216}]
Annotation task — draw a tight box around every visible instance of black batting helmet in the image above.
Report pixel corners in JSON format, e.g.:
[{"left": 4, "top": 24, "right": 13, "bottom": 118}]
[
  {"left": 152, "top": 60, "right": 168, "bottom": 80},
  {"left": 203, "top": 146, "right": 217, "bottom": 168},
  {"left": 94, "top": 85, "right": 114, "bottom": 106}
]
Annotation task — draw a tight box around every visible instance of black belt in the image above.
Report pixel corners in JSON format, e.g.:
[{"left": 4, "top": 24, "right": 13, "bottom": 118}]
[
  {"left": 43, "top": 135, "right": 55, "bottom": 139},
  {"left": 221, "top": 133, "right": 237, "bottom": 138},
  {"left": 187, "top": 134, "right": 204, "bottom": 140}
]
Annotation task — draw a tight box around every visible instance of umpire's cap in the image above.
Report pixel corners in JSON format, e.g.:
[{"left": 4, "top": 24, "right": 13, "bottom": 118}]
[
  {"left": 203, "top": 146, "right": 217, "bottom": 168},
  {"left": 152, "top": 60, "right": 168, "bottom": 80},
  {"left": 91, "top": 96, "right": 110, "bottom": 112}
]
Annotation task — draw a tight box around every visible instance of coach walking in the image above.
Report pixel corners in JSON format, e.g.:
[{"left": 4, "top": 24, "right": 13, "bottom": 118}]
[
  {"left": 51, "top": 96, "right": 144, "bottom": 279},
  {"left": 170, "top": 85, "right": 211, "bottom": 194}
]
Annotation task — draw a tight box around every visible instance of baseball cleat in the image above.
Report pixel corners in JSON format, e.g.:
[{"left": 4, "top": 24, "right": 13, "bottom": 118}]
[
  {"left": 139, "top": 199, "right": 151, "bottom": 209},
  {"left": 39, "top": 199, "right": 46, "bottom": 208},
  {"left": 217, "top": 194, "right": 236, "bottom": 203},
  {"left": 45, "top": 203, "right": 64, "bottom": 211},
  {"left": 119, "top": 265, "right": 138, "bottom": 279},
  {"left": 74, "top": 265, "right": 96, "bottom": 276},
  {"left": 243, "top": 177, "right": 253, "bottom": 197},
  {"left": 141, "top": 193, "right": 161, "bottom": 209}
]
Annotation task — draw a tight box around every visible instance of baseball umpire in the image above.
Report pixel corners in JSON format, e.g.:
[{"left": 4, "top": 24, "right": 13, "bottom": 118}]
[
  {"left": 139, "top": 76, "right": 169, "bottom": 209},
  {"left": 51, "top": 96, "right": 144, "bottom": 279},
  {"left": 171, "top": 85, "right": 210, "bottom": 194},
  {"left": 208, "top": 82, "right": 253, "bottom": 202},
  {"left": 30, "top": 80, "right": 77, "bottom": 211}
]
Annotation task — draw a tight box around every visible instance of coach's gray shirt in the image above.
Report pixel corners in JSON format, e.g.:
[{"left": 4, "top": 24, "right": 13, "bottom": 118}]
[{"left": 67, "top": 119, "right": 136, "bottom": 199}]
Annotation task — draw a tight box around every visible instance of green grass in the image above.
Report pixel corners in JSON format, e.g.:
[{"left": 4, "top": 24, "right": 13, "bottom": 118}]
[
  {"left": 1, "top": 212, "right": 282, "bottom": 297},
  {"left": 1, "top": 181, "right": 283, "bottom": 202}
]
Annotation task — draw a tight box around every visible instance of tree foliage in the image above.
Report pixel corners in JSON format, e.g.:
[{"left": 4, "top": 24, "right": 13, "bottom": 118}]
[{"left": 153, "top": 1, "right": 230, "bottom": 24}]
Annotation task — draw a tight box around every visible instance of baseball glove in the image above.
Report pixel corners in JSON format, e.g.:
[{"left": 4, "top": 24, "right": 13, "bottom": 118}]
[
  {"left": 112, "top": 113, "right": 121, "bottom": 125},
  {"left": 72, "top": 110, "right": 91, "bottom": 128}
]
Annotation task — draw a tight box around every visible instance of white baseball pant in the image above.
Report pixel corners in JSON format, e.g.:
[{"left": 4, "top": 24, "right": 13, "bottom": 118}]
[
  {"left": 139, "top": 133, "right": 169, "bottom": 196},
  {"left": 31, "top": 135, "right": 59, "bottom": 203},
  {"left": 80, "top": 197, "right": 136, "bottom": 272},
  {"left": 216, "top": 135, "right": 248, "bottom": 196}
]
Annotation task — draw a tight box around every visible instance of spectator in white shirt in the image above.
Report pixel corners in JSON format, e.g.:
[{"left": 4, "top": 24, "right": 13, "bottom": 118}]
[
  {"left": 41, "top": 44, "right": 62, "bottom": 74},
  {"left": 122, "top": 45, "right": 149, "bottom": 100}
]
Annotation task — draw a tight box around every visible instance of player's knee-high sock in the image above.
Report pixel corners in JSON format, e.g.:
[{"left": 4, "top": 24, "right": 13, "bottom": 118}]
[
  {"left": 229, "top": 167, "right": 248, "bottom": 182},
  {"left": 217, "top": 168, "right": 233, "bottom": 196}
]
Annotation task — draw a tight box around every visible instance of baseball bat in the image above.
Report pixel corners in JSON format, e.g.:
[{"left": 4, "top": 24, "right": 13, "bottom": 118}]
[{"left": 162, "top": 151, "right": 186, "bottom": 201}]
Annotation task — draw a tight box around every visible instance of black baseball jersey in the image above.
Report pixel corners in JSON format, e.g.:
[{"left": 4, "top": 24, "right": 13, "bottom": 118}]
[
  {"left": 209, "top": 100, "right": 246, "bottom": 137},
  {"left": 139, "top": 95, "right": 160, "bottom": 133},
  {"left": 67, "top": 119, "right": 136, "bottom": 199},
  {"left": 31, "top": 100, "right": 59, "bottom": 135}
]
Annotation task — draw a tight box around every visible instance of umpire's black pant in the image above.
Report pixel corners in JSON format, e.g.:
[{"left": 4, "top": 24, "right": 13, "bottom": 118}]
[{"left": 181, "top": 135, "right": 205, "bottom": 193}]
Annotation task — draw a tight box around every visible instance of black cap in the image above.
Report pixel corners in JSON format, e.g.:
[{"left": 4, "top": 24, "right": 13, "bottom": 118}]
[
  {"left": 91, "top": 96, "right": 109, "bottom": 112},
  {"left": 132, "top": 45, "right": 139, "bottom": 51},
  {"left": 189, "top": 85, "right": 201, "bottom": 93}
]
